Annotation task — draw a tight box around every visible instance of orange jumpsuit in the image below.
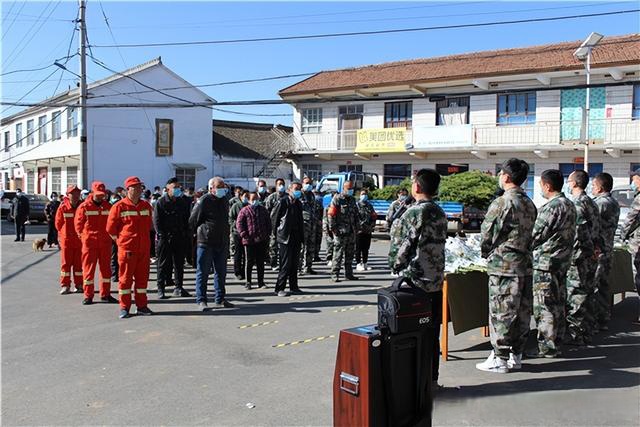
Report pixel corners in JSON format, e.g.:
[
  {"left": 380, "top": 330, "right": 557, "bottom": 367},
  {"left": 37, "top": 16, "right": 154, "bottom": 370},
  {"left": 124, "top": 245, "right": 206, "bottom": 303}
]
[
  {"left": 106, "top": 197, "right": 153, "bottom": 310},
  {"left": 75, "top": 198, "right": 112, "bottom": 299},
  {"left": 55, "top": 198, "right": 83, "bottom": 288}
]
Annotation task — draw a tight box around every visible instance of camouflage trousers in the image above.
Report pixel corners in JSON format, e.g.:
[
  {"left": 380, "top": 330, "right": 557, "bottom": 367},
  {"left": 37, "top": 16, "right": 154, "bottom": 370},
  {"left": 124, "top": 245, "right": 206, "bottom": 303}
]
[
  {"left": 566, "top": 256, "right": 597, "bottom": 341},
  {"left": 229, "top": 231, "right": 236, "bottom": 258},
  {"left": 331, "top": 233, "right": 356, "bottom": 278},
  {"left": 488, "top": 274, "right": 532, "bottom": 360},
  {"left": 593, "top": 252, "right": 613, "bottom": 327},
  {"left": 269, "top": 234, "right": 278, "bottom": 268},
  {"left": 314, "top": 221, "right": 322, "bottom": 260},
  {"left": 533, "top": 269, "right": 567, "bottom": 355},
  {"left": 300, "top": 220, "right": 316, "bottom": 271},
  {"left": 325, "top": 232, "right": 334, "bottom": 261}
]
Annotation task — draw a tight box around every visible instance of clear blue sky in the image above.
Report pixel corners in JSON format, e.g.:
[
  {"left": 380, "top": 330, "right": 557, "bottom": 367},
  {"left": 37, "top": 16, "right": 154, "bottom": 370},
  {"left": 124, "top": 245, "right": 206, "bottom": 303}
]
[{"left": 2, "top": 0, "right": 639, "bottom": 124}]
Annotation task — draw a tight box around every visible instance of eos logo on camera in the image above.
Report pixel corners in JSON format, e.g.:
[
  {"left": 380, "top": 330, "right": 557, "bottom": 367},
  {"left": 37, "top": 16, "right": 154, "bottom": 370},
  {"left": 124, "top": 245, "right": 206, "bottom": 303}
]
[{"left": 418, "top": 317, "right": 430, "bottom": 325}]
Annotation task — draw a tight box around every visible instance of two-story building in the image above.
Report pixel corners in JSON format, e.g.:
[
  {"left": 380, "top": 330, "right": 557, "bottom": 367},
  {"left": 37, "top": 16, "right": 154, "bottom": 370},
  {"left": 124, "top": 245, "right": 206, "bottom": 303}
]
[
  {"left": 0, "top": 58, "right": 214, "bottom": 194},
  {"left": 279, "top": 33, "right": 640, "bottom": 204}
]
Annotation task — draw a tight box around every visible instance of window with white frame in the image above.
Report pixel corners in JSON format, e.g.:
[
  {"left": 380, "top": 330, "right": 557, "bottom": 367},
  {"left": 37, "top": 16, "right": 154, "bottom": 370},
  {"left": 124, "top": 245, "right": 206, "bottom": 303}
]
[
  {"left": 15, "top": 123, "right": 23, "bottom": 148},
  {"left": 52, "top": 111, "right": 62, "bottom": 140},
  {"left": 301, "top": 108, "right": 323, "bottom": 134},
  {"left": 175, "top": 168, "right": 196, "bottom": 190},
  {"left": 38, "top": 115, "right": 47, "bottom": 143},
  {"left": 26, "top": 119, "right": 35, "bottom": 145},
  {"left": 51, "top": 167, "right": 61, "bottom": 194},
  {"left": 241, "top": 162, "right": 254, "bottom": 178},
  {"left": 67, "top": 108, "right": 78, "bottom": 137},
  {"left": 4, "top": 131, "right": 9, "bottom": 152},
  {"left": 66, "top": 166, "right": 78, "bottom": 187},
  {"left": 26, "top": 170, "right": 34, "bottom": 193}
]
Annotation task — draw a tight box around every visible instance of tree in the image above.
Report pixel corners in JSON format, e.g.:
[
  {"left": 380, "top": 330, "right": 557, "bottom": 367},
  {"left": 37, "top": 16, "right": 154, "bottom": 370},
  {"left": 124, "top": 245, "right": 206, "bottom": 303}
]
[{"left": 439, "top": 170, "right": 497, "bottom": 209}]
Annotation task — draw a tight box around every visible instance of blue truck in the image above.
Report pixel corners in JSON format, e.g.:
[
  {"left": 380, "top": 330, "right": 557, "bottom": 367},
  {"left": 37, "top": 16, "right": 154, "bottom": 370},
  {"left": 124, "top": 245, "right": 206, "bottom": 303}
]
[{"left": 315, "top": 171, "right": 464, "bottom": 232}]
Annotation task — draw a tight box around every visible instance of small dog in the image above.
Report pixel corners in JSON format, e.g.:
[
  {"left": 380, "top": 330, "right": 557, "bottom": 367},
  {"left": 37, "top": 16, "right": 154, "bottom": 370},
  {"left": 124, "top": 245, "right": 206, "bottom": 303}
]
[{"left": 32, "top": 238, "right": 47, "bottom": 252}]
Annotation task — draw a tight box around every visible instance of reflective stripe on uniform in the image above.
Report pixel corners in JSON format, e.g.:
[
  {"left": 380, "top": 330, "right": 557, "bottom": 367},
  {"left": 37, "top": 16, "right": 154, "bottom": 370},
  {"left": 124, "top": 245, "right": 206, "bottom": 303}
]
[
  {"left": 100, "top": 211, "right": 110, "bottom": 215},
  {"left": 101, "top": 278, "right": 110, "bottom": 283},
  {"left": 119, "top": 289, "right": 131, "bottom": 295},
  {"left": 60, "top": 271, "right": 71, "bottom": 277},
  {"left": 63, "top": 213, "right": 74, "bottom": 218},
  {"left": 135, "top": 288, "right": 147, "bottom": 294},
  {"left": 83, "top": 279, "right": 94, "bottom": 285},
  {"left": 84, "top": 211, "right": 99, "bottom": 216},
  {"left": 120, "top": 211, "right": 138, "bottom": 217},
  {"left": 74, "top": 272, "right": 83, "bottom": 276},
  {"left": 110, "top": 235, "right": 117, "bottom": 240},
  {"left": 139, "top": 210, "right": 150, "bottom": 216}
]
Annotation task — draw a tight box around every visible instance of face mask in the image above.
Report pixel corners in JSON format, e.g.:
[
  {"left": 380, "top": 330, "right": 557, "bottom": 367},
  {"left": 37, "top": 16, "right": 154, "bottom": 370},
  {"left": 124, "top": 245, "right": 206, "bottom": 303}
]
[
  {"left": 258, "top": 186, "right": 266, "bottom": 194},
  {"left": 346, "top": 189, "right": 354, "bottom": 196},
  {"left": 242, "top": 198, "right": 249, "bottom": 205},
  {"left": 303, "top": 184, "right": 313, "bottom": 192},
  {"left": 278, "top": 185, "right": 285, "bottom": 193},
  {"left": 215, "top": 188, "right": 228, "bottom": 198},
  {"left": 631, "top": 181, "right": 639, "bottom": 192},
  {"left": 360, "top": 194, "right": 368, "bottom": 202},
  {"left": 561, "top": 184, "right": 570, "bottom": 195},
  {"left": 110, "top": 197, "right": 118, "bottom": 204},
  {"left": 399, "top": 195, "right": 407, "bottom": 201},
  {"left": 172, "top": 188, "right": 183, "bottom": 198},
  {"left": 251, "top": 200, "right": 260, "bottom": 207},
  {"left": 292, "top": 190, "right": 302, "bottom": 199},
  {"left": 16, "top": 191, "right": 22, "bottom": 197},
  {"left": 539, "top": 190, "right": 547, "bottom": 200}
]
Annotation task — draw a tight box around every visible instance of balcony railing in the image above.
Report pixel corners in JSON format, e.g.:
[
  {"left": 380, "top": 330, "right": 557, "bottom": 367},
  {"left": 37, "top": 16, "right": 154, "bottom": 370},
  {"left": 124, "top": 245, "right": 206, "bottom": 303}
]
[{"left": 293, "top": 118, "right": 639, "bottom": 152}]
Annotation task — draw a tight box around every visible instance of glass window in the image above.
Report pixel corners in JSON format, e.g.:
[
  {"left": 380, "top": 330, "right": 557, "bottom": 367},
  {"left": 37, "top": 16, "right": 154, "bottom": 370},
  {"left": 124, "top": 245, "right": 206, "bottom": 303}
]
[
  {"left": 633, "top": 84, "right": 640, "bottom": 120},
  {"left": 38, "top": 115, "right": 47, "bottom": 143},
  {"left": 301, "top": 108, "right": 323, "bottom": 134},
  {"left": 66, "top": 166, "right": 78, "bottom": 187},
  {"left": 302, "top": 164, "right": 323, "bottom": 182},
  {"left": 436, "top": 96, "right": 469, "bottom": 125},
  {"left": 4, "top": 131, "right": 10, "bottom": 152},
  {"left": 241, "top": 162, "right": 254, "bottom": 178},
  {"left": 384, "top": 101, "right": 412, "bottom": 128},
  {"left": 559, "top": 163, "right": 603, "bottom": 178},
  {"left": 383, "top": 164, "right": 411, "bottom": 186},
  {"left": 338, "top": 164, "right": 362, "bottom": 173},
  {"left": 15, "top": 123, "right": 23, "bottom": 148},
  {"left": 67, "top": 108, "right": 78, "bottom": 137},
  {"left": 52, "top": 111, "right": 62, "bottom": 140},
  {"left": 51, "top": 167, "right": 61, "bottom": 194},
  {"left": 497, "top": 92, "right": 536, "bottom": 125},
  {"left": 175, "top": 168, "right": 196, "bottom": 190},
  {"left": 26, "top": 120, "right": 35, "bottom": 145}
]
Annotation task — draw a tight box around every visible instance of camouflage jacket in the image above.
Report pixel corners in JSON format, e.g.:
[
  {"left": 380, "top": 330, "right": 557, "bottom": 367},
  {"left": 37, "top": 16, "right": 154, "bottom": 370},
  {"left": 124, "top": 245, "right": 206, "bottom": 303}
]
[
  {"left": 300, "top": 191, "right": 318, "bottom": 224},
  {"left": 228, "top": 201, "right": 245, "bottom": 235},
  {"left": 388, "top": 199, "right": 447, "bottom": 292},
  {"left": 386, "top": 197, "right": 414, "bottom": 228},
  {"left": 620, "top": 191, "right": 640, "bottom": 252},
  {"left": 357, "top": 200, "right": 377, "bottom": 234},
  {"left": 322, "top": 207, "right": 331, "bottom": 235},
  {"left": 593, "top": 192, "right": 620, "bottom": 256},
  {"left": 480, "top": 187, "right": 537, "bottom": 277},
  {"left": 327, "top": 193, "right": 359, "bottom": 236},
  {"left": 532, "top": 193, "right": 576, "bottom": 271},
  {"left": 265, "top": 191, "right": 285, "bottom": 213},
  {"left": 572, "top": 191, "right": 600, "bottom": 260},
  {"left": 314, "top": 197, "right": 324, "bottom": 225}
]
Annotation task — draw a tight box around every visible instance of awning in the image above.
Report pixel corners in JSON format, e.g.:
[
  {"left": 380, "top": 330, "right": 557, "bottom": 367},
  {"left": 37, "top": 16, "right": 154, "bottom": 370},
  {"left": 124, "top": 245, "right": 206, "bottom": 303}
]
[{"left": 171, "top": 162, "right": 207, "bottom": 171}]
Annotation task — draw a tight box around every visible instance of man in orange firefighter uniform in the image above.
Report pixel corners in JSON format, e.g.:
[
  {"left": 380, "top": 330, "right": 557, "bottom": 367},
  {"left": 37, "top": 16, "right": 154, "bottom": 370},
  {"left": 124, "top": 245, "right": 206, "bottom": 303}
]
[
  {"left": 55, "top": 185, "right": 83, "bottom": 294},
  {"left": 75, "top": 181, "right": 118, "bottom": 305},
  {"left": 106, "top": 176, "right": 154, "bottom": 319}
]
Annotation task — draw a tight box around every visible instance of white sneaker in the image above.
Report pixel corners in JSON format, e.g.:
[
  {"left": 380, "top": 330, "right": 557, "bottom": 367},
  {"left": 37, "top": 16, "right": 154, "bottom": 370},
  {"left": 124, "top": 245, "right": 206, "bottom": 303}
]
[
  {"left": 59, "top": 286, "right": 70, "bottom": 295},
  {"left": 476, "top": 351, "right": 509, "bottom": 374},
  {"left": 508, "top": 353, "right": 522, "bottom": 370},
  {"left": 365, "top": 263, "right": 372, "bottom": 271},
  {"left": 73, "top": 286, "right": 83, "bottom": 293},
  {"left": 327, "top": 261, "right": 333, "bottom": 267},
  {"left": 356, "top": 263, "right": 365, "bottom": 272}
]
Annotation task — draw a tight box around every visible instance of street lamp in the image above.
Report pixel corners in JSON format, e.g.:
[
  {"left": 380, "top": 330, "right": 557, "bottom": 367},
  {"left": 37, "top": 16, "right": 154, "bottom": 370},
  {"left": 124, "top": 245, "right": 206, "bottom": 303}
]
[{"left": 573, "top": 32, "right": 604, "bottom": 174}]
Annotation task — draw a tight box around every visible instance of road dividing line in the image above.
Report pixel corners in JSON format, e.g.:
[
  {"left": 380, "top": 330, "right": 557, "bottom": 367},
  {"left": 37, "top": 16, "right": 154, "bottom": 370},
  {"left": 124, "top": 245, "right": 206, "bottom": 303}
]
[
  {"left": 288, "top": 294, "right": 321, "bottom": 301},
  {"left": 333, "top": 305, "right": 372, "bottom": 313},
  {"left": 272, "top": 335, "right": 335, "bottom": 348},
  {"left": 238, "top": 320, "right": 279, "bottom": 329}
]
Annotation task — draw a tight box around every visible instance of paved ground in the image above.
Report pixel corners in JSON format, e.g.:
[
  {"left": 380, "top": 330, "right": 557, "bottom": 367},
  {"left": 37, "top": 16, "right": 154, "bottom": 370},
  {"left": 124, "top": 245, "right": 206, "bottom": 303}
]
[{"left": 2, "top": 222, "right": 639, "bottom": 426}]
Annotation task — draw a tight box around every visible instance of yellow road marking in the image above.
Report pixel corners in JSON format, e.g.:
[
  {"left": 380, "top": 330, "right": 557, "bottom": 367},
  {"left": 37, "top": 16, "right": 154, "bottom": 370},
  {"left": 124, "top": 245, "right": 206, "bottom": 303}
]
[
  {"left": 272, "top": 335, "right": 335, "bottom": 348},
  {"left": 333, "top": 305, "right": 372, "bottom": 313}
]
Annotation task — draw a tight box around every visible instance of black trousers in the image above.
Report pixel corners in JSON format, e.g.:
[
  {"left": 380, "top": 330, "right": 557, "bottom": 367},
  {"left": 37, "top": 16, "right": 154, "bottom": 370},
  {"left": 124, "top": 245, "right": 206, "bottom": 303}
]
[
  {"left": 428, "top": 291, "right": 443, "bottom": 382},
  {"left": 245, "top": 241, "right": 267, "bottom": 285},
  {"left": 355, "top": 233, "right": 372, "bottom": 264},
  {"left": 157, "top": 235, "right": 186, "bottom": 289},
  {"left": 15, "top": 216, "right": 26, "bottom": 240},
  {"left": 276, "top": 240, "right": 301, "bottom": 292},
  {"left": 111, "top": 241, "right": 119, "bottom": 283},
  {"left": 46, "top": 220, "right": 58, "bottom": 245},
  {"left": 233, "top": 234, "right": 245, "bottom": 277}
]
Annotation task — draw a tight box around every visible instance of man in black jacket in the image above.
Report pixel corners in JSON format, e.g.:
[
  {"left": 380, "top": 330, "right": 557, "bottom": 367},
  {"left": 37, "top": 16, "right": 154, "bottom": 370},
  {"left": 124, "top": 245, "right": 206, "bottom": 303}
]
[
  {"left": 12, "top": 189, "right": 30, "bottom": 242},
  {"left": 189, "top": 177, "right": 235, "bottom": 311},
  {"left": 272, "top": 182, "right": 304, "bottom": 297},
  {"left": 154, "top": 177, "right": 192, "bottom": 299}
]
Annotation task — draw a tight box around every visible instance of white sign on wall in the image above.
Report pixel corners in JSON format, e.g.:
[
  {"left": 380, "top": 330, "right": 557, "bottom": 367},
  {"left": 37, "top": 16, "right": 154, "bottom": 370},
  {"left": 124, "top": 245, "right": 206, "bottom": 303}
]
[{"left": 410, "top": 124, "right": 473, "bottom": 149}]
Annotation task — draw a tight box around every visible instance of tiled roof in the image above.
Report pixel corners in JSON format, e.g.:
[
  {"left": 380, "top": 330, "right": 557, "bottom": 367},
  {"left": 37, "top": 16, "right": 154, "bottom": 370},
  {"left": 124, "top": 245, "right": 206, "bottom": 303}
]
[
  {"left": 213, "top": 120, "right": 292, "bottom": 159},
  {"left": 279, "top": 34, "right": 640, "bottom": 96}
]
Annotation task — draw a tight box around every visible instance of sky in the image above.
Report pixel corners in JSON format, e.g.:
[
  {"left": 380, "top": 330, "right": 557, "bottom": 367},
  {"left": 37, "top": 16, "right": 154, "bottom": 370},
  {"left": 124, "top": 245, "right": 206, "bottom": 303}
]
[{"left": 1, "top": 0, "right": 639, "bottom": 125}]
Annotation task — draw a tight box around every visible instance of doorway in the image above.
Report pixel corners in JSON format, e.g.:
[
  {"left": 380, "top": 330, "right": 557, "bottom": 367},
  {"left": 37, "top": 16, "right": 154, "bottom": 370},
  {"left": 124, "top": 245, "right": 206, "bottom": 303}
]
[{"left": 37, "top": 167, "right": 47, "bottom": 195}]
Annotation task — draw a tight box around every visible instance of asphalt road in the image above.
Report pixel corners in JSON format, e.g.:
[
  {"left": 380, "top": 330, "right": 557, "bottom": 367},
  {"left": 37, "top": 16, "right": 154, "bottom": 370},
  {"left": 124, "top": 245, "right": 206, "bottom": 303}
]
[{"left": 2, "top": 224, "right": 639, "bottom": 426}]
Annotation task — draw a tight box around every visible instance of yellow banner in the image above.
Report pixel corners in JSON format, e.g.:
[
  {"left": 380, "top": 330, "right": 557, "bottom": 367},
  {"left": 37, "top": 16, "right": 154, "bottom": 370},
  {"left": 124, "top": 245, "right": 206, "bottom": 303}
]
[{"left": 355, "top": 128, "right": 406, "bottom": 153}]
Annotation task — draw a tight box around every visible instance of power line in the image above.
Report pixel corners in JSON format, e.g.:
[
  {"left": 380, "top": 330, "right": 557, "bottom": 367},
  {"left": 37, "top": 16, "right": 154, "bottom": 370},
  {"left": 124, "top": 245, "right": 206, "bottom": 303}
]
[
  {"left": 211, "top": 107, "right": 292, "bottom": 117},
  {"left": 1, "top": 0, "right": 27, "bottom": 40},
  {"left": 1, "top": 107, "right": 72, "bottom": 153},
  {"left": 51, "top": 18, "right": 79, "bottom": 97},
  {"left": 90, "top": 9, "right": 640, "bottom": 49},
  {"left": 1, "top": 68, "right": 60, "bottom": 115}
]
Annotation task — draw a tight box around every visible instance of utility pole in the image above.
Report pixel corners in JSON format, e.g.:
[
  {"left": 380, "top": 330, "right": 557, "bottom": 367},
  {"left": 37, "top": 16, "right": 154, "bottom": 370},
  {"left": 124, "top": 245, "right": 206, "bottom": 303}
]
[{"left": 78, "top": 0, "right": 88, "bottom": 189}]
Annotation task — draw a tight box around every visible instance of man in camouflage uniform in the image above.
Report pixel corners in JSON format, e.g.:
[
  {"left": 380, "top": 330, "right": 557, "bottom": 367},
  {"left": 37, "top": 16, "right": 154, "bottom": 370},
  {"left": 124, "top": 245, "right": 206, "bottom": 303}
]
[
  {"left": 530, "top": 170, "right": 576, "bottom": 357},
  {"left": 355, "top": 188, "right": 377, "bottom": 271},
  {"left": 477, "top": 158, "right": 537, "bottom": 374},
  {"left": 620, "top": 168, "right": 640, "bottom": 323},
  {"left": 299, "top": 177, "right": 318, "bottom": 275},
  {"left": 266, "top": 178, "right": 287, "bottom": 270},
  {"left": 229, "top": 190, "right": 249, "bottom": 280},
  {"left": 388, "top": 168, "right": 447, "bottom": 386},
  {"left": 323, "top": 206, "right": 334, "bottom": 266},
  {"left": 313, "top": 189, "right": 324, "bottom": 262},
  {"left": 228, "top": 186, "right": 244, "bottom": 259},
  {"left": 386, "top": 188, "right": 414, "bottom": 231},
  {"left": 328, "top": 181, "right": 359, "bottom": 282},
  {"left": 565, "top": 170, "right": 600, "bottom": 345},
  {"left": 591, "top": 172, "right": 620, "bottom": 330}
]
